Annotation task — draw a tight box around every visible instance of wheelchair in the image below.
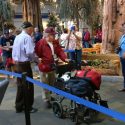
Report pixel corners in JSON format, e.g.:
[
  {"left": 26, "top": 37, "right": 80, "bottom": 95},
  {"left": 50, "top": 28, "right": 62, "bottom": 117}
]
[{"left": 52, "top": 61, "right": 108, "bottom": 125}]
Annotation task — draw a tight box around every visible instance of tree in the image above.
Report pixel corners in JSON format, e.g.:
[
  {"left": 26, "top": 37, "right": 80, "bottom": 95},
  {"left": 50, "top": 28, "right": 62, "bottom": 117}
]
[
  {"left": 102, "top": 0, "right": 125, "bottom": 53},
  {"left": 22, "top": 0, "right": 43, "bottom": 31},
  {"left": 47, "top": 12, "right": 62, "bottom": 35},
  {"left": 47, "top": 12, "right": 59, "bottom": 27},
  {"left": 58, "top": 0, "right": 101, "bottom": 28},
  {"left": 0, "top": 0, "right": 12, "bottom": 33}
]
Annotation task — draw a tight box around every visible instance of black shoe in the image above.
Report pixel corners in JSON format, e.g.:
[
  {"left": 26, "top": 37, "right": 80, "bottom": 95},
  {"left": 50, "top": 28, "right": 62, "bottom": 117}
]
[
  {"left": 29, "top": 107, "right": 38, "bottom": 113},
  {"left": 16, "top": 109, "right": 23, "bottom": 113},
  {"left": 118, "top": 88, "right": 125, "bottom": 92}
]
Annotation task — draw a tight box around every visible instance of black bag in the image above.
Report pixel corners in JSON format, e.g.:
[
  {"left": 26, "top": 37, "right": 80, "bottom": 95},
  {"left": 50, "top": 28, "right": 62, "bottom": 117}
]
[
  {"left": 65, "top": 78, "right": 93, "bottom": 97},
  {"left": 115, "top": 46, "right": 121, "bottom": 54},
  {"left": 54, "top": 78, "right": 65, "bottom": 90}
]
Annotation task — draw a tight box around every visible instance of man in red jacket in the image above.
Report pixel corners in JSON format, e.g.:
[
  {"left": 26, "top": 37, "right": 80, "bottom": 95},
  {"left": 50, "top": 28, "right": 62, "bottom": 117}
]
[{"left": 35, "top": 27, "right": 69, "bottom": 108}]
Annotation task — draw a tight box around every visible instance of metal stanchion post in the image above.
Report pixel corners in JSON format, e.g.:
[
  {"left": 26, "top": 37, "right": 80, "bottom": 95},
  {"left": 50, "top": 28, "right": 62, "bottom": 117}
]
[{"left": 22, "top": 72, "right": 31, "bottom": 125}]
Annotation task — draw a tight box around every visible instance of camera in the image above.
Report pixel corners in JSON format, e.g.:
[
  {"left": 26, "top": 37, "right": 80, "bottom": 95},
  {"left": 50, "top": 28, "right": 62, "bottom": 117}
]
[{"left": 70, "top": 25, "right": 75, "bottom": 31}]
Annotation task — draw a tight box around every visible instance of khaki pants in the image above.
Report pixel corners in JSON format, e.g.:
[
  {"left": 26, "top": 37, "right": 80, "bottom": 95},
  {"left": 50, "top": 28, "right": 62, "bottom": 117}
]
[{"left": 40, "top": 71, "right": 56, "bottom": 101}]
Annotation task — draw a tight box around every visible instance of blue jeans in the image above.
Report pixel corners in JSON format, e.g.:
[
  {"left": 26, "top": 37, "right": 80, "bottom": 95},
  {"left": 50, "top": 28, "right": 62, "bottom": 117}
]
[
  {"left": 83, "top": 41, "right": 89, "bottom": 48},
  {"left": 68, "top": 49, "right": 82, "bottom": 68},
  {"left": 120, "top": 57, "right": 125, "bottom": 88}
]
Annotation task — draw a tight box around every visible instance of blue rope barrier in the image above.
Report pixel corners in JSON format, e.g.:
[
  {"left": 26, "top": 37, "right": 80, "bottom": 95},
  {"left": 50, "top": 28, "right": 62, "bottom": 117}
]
[
  {"left": 0, "top": 70, "right": 125, "bottom": 122},
  {"left": 0, "top": 70, "right": 22, "bottom": 78}
]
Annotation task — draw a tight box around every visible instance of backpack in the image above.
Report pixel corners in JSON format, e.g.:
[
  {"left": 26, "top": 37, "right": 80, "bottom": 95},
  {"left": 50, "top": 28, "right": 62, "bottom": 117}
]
[{"left": 76, "top": 68, "right": 101, "bottom": 90}]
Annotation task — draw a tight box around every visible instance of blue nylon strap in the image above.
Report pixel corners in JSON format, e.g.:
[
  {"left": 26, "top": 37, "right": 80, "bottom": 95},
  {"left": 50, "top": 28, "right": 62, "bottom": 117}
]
[
  {"left": 0, "top": 70, "right": 22, "bottom": 78},
  {"left": 27, "top": 77, "right": 125, "bottom": 122},
  {"left": 0, "top": 70, "right": 125, "bottom": 122}
]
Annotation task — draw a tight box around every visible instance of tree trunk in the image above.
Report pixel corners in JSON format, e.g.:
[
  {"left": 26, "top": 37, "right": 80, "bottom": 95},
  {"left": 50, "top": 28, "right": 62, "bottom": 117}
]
[
  {"left": 22, "top": 0, "right": 43, "bottom": 31},
  {"left": 102, "top": 0, "right": 125, "bottom": 53}
]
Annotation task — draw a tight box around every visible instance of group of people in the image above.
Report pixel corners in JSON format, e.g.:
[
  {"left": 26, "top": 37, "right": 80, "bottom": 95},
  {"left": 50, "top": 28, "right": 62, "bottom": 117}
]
[
  {"left": 0, "top": 22, "right": 96, "bottom": 113},
  {"left": 0, "top": 21, "right": 70, "bottom": 113},
  {"left": 1, "top": 20, "right": 125, "bottom": 115},
  {"left": 0, "top": 22, "right": 52, "bottom": 112}
]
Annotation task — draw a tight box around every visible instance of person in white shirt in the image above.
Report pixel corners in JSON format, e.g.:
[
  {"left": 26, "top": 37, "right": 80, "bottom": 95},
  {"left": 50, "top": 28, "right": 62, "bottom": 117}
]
[
  {"left": 12, "top": 21, "right": 38, "bottom": 113},
  {"left": 64, "top": 25, "right": 82, "bottom": 69},
  {"left": 60, "top": 28, "right": 68, "bottom": 48}
]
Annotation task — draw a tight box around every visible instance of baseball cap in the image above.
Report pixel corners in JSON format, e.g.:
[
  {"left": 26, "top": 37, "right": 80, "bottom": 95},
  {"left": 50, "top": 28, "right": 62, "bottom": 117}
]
[
  {"left": 21, "top": 21, "right": 33, "bottom": 29},
  {"left": 45, "top": 27, "right": 56, "bottom": 35}
]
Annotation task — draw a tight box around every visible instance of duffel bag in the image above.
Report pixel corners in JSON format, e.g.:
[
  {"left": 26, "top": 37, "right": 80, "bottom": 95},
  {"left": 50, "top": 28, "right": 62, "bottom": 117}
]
[
  {"left": 65, "top": 78, "right": 93, "bottom": 97},
  {"left": 76, "top": 68, "right": 101, "bottom": 90}
]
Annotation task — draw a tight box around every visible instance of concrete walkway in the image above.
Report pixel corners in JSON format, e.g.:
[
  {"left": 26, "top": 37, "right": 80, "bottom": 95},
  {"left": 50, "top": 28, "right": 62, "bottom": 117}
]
[{"left": 0, "top": 78, "right": 125, "bottom": 125}]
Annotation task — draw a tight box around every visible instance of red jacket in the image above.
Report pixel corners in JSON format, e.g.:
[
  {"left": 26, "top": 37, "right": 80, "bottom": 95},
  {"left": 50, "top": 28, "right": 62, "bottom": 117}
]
[
  {"left": 35, "top": 39, "right": 67, "bottom": 72},
  {"left": 84, "top": 31, "right": 90, "bottom": 42}
]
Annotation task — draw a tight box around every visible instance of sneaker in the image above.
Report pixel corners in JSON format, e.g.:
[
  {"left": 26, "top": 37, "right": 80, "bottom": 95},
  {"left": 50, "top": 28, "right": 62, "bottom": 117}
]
[
  {"left": 16, "top": 109, "right": 23, "bottom": 113},
  {"left": 118, "top": 88, "right": 125, "bottom": 92},
  {"left": 29, "top": 107, "right": 38, "bottom": 113},
  {"left": 16, "top": 107, "right": 24, "bottom": 113}
]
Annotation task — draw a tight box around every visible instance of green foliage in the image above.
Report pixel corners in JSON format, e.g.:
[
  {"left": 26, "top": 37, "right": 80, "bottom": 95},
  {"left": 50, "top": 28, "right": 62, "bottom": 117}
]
[
  {"left": 0, "top": 0, "right": 12, "bottom": 20},
  {"left": 0, "top": 0, "right": 12, "bottom": 32},
  {"left": 59, "top": 0, "right": 102, "bottom": 26},
  {"left": 47, "top": 12, "right": 62, "bottom": 35},
  {"left": 47, "top": 13, "right": 58, "bottom": 27},
  {"left": 87, "top": 59, "right": 112, "bottom": 69}
]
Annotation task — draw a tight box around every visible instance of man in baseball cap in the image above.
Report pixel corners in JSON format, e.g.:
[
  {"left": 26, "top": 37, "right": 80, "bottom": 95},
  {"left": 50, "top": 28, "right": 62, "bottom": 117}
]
[
  {"left": 35, "top": 27, "right": 69, "bottom": 108},
  {"left": 21, "top": 21, "right": 33, "bottom": 29},
  {"left": 12, "top": 21, "right": 38, "bottom": 113},
  {"left": 44, "top": 27, "right": 56, "bottom": 35}
]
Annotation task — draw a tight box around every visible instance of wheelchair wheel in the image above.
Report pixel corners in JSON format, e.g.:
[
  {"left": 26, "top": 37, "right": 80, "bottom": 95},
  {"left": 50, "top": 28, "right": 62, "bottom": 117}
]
[{"left": 52, "top": 101, "right": 63, "bottom": 118}]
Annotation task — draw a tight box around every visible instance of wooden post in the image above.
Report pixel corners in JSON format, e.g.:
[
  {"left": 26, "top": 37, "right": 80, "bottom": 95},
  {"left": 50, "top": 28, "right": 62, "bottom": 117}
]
[{"left": 22, "top": 0, "right": 43, "bottom": 31}]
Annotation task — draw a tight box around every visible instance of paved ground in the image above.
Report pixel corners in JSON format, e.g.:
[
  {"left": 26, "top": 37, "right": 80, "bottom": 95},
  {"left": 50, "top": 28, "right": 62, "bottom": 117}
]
[{"left": 0, "top": 77, "right": 125, "bottom": 125}]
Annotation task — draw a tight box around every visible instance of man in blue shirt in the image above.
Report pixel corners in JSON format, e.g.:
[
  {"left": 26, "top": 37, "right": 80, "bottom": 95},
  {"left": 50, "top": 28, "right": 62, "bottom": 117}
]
[
  {"left": 12, "top": 21, "right": 38, "bottom": 113},
  {"left": 0, "top": 30, "right": 15, "bottom": 70},
  {"left": 119, "top": 22, "right": 125, "bottom": 91},
  {"left": 34, "top": 27, "right": 42, "bottom": 44}
]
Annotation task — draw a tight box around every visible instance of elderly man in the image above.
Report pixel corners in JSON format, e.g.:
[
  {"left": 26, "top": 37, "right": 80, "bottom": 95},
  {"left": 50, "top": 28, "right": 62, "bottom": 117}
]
[
  {"left": 12, "top": 22, "right": 38, "bottom": 113},
  {"left": 35, "top": 27, "right": 69, "bottom": 108}
]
